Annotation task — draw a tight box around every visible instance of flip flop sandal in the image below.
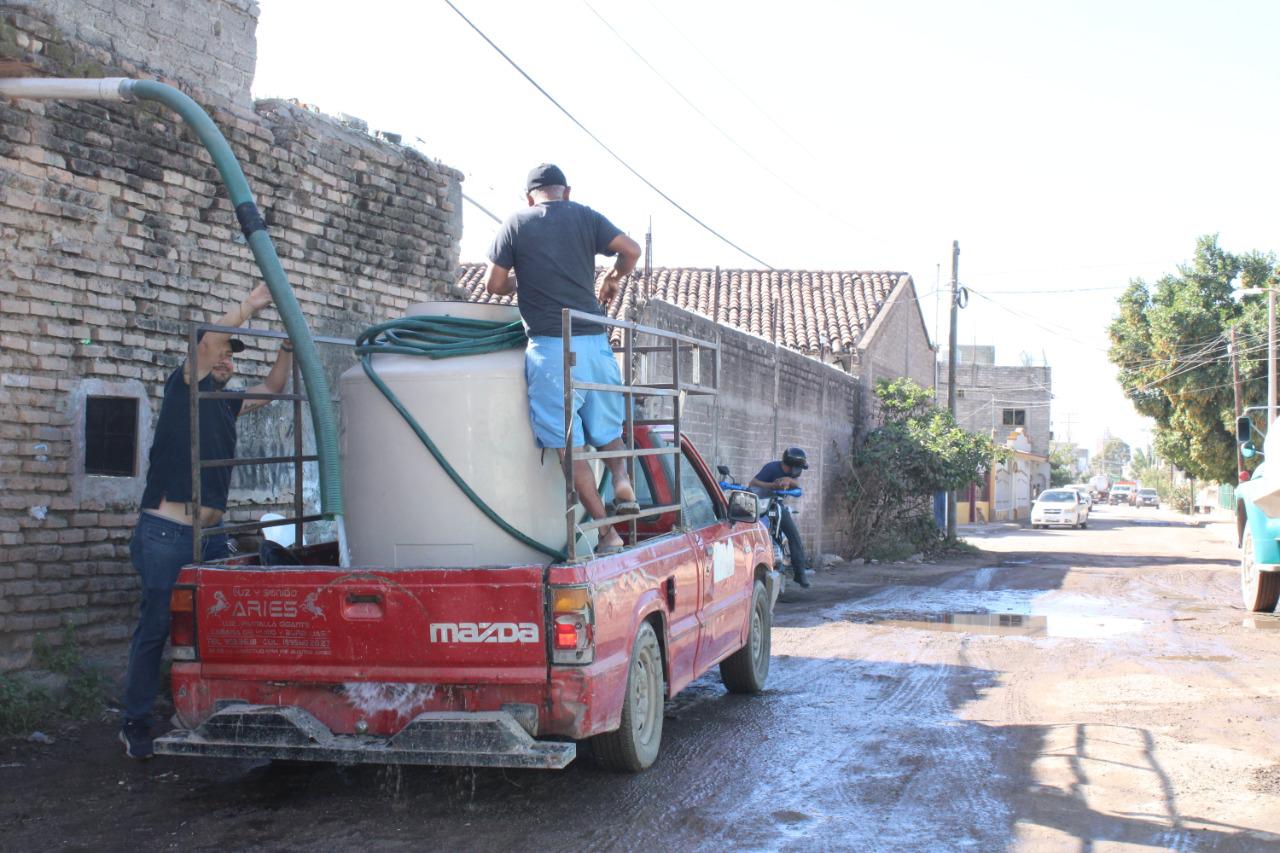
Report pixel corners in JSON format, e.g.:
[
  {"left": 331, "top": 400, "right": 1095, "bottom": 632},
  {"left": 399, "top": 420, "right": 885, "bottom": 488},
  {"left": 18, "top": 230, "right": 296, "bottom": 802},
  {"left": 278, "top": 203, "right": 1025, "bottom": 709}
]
[
  {"left": 615, "top": 500, "right": 640, "bottom": 515},
  {"left": 597, "top": 543, "right": 625, "bottom": 555}
]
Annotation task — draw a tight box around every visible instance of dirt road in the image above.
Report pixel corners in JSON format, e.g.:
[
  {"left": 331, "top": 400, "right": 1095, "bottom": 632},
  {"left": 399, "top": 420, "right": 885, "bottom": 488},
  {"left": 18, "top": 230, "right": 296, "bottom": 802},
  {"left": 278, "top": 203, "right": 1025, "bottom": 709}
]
[{"left": 4, "top": 504, "right": 1279, "bottom": 851}]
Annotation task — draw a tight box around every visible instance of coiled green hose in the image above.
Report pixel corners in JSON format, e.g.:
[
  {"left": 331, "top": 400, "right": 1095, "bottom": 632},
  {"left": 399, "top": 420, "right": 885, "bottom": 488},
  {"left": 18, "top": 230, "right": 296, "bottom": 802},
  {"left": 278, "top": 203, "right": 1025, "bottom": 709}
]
[{"left": 355, "top": 315, "right": 567, "bottom": 560}]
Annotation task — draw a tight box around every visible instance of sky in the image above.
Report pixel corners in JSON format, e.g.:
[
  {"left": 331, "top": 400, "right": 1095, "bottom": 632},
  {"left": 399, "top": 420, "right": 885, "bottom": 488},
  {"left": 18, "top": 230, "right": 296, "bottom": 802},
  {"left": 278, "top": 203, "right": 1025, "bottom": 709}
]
[{"left": 252, "top": 0, "right": 1280, "bottom": 460}]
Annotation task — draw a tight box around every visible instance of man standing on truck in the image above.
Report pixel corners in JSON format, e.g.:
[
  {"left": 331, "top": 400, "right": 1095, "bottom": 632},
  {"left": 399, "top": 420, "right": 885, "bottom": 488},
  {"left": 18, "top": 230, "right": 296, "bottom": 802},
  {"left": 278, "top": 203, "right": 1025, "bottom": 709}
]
[
  {"left": 485, "top": 163, "right": 642, "bottom": 553},
  {"left": 750, "top": 447, "right": 812, "bottom": 588},
  {"left": 119, "top": 282, "right": 293, "bottom": 759}
]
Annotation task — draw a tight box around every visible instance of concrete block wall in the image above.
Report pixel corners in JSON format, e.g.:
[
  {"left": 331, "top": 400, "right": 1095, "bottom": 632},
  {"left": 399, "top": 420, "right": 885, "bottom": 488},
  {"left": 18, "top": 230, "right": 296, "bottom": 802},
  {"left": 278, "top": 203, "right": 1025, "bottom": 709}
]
[
  {"left": 858, "top": 278, "right": 937, "bottom": 400},
  {"left": 635, "top": 300, "right": 861, "bottom": 557},
  {"left": 0, "top": 6, "right": 462, "bottom": 670},
  {"left": 937, "top": 362, "right": 1053, "bottom": 456}
]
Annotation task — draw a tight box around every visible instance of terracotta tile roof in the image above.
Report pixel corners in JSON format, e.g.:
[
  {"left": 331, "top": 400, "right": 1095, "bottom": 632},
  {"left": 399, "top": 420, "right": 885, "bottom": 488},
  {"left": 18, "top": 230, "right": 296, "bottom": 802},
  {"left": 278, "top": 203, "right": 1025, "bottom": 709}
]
[{"left": 455, "top": 264, "right": 914, "bottom": 356}]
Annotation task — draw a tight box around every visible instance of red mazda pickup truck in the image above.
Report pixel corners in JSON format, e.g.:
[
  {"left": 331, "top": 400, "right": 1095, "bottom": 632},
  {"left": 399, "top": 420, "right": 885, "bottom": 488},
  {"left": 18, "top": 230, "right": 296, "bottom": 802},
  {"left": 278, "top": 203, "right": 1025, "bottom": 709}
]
[{"left": 155, "top": 427, "right": 776, "bottom": 772}]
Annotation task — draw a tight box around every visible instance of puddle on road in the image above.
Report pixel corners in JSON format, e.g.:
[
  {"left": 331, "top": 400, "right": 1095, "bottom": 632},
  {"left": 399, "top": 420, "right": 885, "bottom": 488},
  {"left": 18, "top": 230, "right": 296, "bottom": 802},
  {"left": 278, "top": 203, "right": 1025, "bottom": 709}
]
[
  {"left": 868, "top": 611, "right": 1144, "bottom": 638},
  {"left": 1242, "top": 616, "right": 1280, "bottom": 631}
]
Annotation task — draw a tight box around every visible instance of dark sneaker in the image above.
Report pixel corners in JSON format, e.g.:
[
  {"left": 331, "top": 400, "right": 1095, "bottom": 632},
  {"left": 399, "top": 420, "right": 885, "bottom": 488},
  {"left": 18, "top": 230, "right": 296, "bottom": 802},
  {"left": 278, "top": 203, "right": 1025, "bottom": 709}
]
[
  {"left": 793, "top": 569, "right": 811, "bottom": 588},
  {"left": 119, "top": 720, "right": 154, "bottom": 760}
]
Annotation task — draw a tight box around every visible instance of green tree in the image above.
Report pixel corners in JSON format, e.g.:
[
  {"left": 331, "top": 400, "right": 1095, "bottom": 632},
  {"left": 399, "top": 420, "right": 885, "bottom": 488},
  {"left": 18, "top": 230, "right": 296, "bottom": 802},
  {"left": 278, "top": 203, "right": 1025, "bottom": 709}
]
[
  {"left": 1049, "top": 442, "right": 1080, "bottom": 487},
  {"left": 842, "top": 378, "right": 1003, "bottom": 558},
  {"left": 1090, "top": 438, "right": 1131, "bottom": 480},
  {"left": 1108, "top": 235, "right": 1274, "bottom": 483}
]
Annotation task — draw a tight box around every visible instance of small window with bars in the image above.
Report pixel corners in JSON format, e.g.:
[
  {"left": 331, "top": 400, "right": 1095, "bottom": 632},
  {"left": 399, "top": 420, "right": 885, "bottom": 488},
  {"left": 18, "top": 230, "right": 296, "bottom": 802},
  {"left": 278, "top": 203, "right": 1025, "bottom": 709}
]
[
  {"left": 1002, "top": 408, "right": 1026, "bottom": 427},
  {"left": 85, "top": 396, "right": 138, "bottom": 477}
]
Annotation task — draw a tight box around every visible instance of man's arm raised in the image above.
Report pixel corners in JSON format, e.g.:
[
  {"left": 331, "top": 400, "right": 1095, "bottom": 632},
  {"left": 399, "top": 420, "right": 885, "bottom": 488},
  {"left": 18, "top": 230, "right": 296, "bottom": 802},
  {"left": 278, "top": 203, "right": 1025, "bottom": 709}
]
[
  {"left": 241, "top": 342, "right": 292, "bottom": 414},
  {"left": 186, "top": 282, "right": 274, "bottom": 383}
]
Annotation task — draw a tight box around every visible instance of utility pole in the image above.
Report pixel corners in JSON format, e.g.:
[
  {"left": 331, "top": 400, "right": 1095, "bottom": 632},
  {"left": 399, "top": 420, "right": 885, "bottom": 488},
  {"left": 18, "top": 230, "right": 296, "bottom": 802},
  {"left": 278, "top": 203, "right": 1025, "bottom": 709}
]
[
  {"left": 946, "top": 240, "right": 960, "bottom": 540},
  {"left": 1232, "top": 326, "right": 1244, "bottom": 477},
  {"left": 643, "top": 218, "right": 653, "bottom": 300},
  {"left": 1270, "top": 286, "right": 1277, "bottom": 426}
]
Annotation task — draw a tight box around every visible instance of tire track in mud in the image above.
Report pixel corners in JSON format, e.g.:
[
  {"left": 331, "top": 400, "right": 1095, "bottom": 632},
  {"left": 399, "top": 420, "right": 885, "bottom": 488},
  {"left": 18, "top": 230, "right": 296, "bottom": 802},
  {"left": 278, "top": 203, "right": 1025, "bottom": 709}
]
[{"left": 862, "top": 571, "right": 1013, "bottom": 849}]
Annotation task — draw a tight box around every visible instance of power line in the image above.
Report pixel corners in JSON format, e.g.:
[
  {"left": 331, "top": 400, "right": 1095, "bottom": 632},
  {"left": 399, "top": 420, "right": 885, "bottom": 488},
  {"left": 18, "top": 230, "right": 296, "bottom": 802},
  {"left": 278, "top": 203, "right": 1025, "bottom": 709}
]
[
  {"left": 443, "top": 0, "right": 774, "bottom": 269},
  {"left": 583, "top": 0, "right": 879, "bottom": 246},
  {"left": 976, "top": 284, "right": 1131, "bottom": 295},
  {"left": 462, "top": 191, "right": 502, "bottom": 224},
  {"left": 640, "top": 0, "right": 818, "bottom": 162}
]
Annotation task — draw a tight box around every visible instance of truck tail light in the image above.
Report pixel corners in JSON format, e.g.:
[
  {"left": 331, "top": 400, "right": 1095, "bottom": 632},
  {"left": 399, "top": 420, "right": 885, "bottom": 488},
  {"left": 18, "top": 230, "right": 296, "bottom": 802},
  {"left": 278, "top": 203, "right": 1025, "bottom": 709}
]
[
  {"left": 170, "top": 585, "right": 197, "bottom": 661},
  {"left": 549, "top": 585, "right": 594, "bottom": 665}
]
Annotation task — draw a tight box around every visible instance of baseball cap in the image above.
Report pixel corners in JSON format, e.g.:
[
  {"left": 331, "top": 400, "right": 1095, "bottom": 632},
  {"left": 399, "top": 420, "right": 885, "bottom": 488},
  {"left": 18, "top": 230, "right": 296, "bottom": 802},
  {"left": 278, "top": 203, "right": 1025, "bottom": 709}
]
[
  {"left": 196, "top": 329, "right": 246, "bottom": 353},
  {"left": 526, "top": 163, "right": 568, "bottom": 192}
]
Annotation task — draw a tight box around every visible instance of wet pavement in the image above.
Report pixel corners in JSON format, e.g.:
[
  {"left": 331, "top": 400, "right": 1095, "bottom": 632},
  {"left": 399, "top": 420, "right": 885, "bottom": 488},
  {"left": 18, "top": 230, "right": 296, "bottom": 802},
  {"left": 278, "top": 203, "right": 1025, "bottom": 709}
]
[{"left": 3, "top": 504, "right": 1280, "bottom": 851}]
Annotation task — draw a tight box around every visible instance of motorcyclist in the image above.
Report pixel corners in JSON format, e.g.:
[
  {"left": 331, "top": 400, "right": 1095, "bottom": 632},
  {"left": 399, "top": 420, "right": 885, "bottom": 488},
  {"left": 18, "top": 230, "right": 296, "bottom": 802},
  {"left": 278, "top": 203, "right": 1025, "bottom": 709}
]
[{"left": 749, "top": 447, "right": 811, "bottom": 588}]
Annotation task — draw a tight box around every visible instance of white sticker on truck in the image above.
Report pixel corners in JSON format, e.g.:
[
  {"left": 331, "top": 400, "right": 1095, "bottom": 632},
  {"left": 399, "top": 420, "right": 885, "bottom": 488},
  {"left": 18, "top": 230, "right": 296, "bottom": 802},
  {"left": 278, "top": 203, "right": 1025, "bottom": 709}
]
[{"left": 712, "top": 540, "right": 735, "bottom": 583}]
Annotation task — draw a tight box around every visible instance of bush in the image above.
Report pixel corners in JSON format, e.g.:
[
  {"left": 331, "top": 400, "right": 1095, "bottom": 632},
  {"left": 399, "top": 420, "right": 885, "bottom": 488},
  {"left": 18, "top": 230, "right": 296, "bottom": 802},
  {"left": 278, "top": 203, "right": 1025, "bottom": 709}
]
[
  {"left": 0, "top": 622, "right": 109, "bottom": 736},
  {"left": 841, "top": 379, "right": 1003, "bottom": 558},
  {"left": 0, "top": 676, "right": 51, "bottom": 737}
]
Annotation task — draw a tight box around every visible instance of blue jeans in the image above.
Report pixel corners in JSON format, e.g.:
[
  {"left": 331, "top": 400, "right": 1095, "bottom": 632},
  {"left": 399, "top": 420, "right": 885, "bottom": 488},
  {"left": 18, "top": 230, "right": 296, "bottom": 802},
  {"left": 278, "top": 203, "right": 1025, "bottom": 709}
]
[{"left": 122, "top": 512, "right": 228, "bottom": 724}]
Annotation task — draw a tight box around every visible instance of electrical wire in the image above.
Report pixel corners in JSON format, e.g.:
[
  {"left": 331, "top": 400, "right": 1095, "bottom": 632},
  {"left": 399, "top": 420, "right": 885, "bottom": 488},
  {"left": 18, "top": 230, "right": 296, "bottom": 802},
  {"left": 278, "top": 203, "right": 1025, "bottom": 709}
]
[
  {"left": 582, "top": 0, "right": 880, "bottom": 247},
  {"left": 443, "top": 0, "right": 775, "bottom": 269},
  {"left": 640, "top": 0, "right": 818, "bottom": 161},
  {"left": 462, "top": 191, "right": 503, "bottom": 225}
]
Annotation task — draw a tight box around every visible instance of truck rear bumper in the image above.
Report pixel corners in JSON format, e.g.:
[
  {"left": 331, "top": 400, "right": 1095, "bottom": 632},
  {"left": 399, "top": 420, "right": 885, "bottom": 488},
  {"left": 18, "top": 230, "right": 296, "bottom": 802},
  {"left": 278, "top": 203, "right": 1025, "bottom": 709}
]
[{"left": 153, "top": 703, "right": 575, "bottom": 769}]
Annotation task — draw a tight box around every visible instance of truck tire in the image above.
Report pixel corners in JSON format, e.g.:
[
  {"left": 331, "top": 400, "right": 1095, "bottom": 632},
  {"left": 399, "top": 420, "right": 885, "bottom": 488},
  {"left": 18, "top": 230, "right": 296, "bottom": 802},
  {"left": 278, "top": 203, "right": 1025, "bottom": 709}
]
[
  {"left": 1241, "top": 527, "right": 1280, "bottom": 612},
  {"left": 592, "top": 621, "right": 664, "bottom": 772},
  {"left": 720, "top": 581, "right": 771, "bottom": 694}
]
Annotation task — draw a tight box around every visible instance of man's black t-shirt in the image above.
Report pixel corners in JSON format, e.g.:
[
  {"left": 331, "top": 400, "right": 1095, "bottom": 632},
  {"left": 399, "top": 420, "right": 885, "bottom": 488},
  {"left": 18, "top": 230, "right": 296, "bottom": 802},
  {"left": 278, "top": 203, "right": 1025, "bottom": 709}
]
[
  {"left": 488, "top": 200, "right": 623, "bottom": 337},
  {"left": 753, "top": 460, "right": 801, "bottom": 496},
  {"left": 139, "top": 367, "right": 244, "bottom": 511}
]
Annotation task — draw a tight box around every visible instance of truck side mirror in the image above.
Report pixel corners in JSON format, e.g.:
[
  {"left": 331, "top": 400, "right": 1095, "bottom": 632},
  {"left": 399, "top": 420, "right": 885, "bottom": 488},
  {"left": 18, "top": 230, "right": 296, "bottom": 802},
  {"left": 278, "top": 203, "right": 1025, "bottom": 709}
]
[
  {"left": 1242, "top": 442, "right": 1257, "bottom": 459},
  {"left": 727, "top": 490, "right": 761, "bottom": 523},
  {"left": 1238, "top": 415, "right": 1253, "bottom": 443},
  {"left": 716, "top": 465, "right": 731, "bottom": 478}
]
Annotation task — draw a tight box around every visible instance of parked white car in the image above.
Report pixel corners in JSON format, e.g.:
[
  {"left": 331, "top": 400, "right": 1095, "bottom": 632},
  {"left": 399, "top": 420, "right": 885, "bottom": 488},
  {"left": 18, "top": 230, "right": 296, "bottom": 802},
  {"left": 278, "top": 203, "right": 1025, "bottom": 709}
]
[
  {"left": 1031, "top": 488, "right": 1089, "bottom": 529},
  {"left": 1070, "top": 487, "right": 1093, "bottom": 521}
]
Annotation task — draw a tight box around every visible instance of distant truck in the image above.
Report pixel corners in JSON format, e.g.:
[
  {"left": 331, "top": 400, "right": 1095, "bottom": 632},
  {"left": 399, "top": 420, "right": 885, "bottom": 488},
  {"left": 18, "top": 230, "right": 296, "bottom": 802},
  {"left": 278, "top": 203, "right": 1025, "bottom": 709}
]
[
  {"left": 1089, "top": 474, "right": 1110, "bottom": 501},
  {"left": 1233, "top": 411, "right": 1280, "bottom": 612},
  {"left": 1109, "top": 481, "right": 1136, "bottom": 505}
]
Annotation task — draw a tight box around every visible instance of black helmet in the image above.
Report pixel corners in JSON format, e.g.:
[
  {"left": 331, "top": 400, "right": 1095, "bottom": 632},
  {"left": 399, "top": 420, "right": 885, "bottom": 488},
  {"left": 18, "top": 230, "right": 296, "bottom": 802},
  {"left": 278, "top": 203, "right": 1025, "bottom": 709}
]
[{"left": 782, "top": 447, "right": 808, "bottom": 470}]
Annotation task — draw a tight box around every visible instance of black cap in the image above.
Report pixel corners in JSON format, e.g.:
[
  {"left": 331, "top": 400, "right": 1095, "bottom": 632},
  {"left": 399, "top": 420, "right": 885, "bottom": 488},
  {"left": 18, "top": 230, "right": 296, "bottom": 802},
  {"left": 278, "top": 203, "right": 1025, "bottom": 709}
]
[
  {"left": 526, "top": 163, "right": 567, "bottom": 192},
  {"left": 197, "top": 329, "right": 246, "bottom": 353}
]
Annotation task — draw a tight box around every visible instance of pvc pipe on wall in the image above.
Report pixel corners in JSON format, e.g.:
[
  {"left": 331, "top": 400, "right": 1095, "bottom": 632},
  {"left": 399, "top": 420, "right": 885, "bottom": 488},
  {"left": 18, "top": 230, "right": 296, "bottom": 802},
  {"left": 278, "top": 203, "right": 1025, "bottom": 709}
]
[{"left": 0, "top": 77, "right": 132, "bottom": 101}]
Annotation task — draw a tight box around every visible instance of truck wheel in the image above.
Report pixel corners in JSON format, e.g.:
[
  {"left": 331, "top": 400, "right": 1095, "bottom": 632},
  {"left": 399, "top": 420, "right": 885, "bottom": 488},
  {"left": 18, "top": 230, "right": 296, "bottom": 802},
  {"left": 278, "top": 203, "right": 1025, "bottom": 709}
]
[
  {"left": 592, "top": 621, "right": 664, "bottom": 772},
  {"left": 720, "top": 581, "right": 771, "bottom": 694},
  {"left": 1241, "top": 527, "right": 1280, "bottom": 612}
]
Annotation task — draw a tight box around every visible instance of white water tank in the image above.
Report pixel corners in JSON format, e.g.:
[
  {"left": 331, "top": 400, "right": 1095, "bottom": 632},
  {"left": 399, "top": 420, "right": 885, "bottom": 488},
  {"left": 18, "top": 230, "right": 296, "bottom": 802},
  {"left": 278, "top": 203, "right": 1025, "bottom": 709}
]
[{"left": 339, "top": 302, "right": 593, "bottom": 567}]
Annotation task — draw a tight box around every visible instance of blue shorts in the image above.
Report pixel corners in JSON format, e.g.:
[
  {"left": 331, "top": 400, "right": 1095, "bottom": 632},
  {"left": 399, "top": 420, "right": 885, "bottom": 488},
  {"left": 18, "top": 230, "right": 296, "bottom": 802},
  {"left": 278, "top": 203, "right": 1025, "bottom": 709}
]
[{"left": 525, "top": 334, "right": 625, "bottom": 449}]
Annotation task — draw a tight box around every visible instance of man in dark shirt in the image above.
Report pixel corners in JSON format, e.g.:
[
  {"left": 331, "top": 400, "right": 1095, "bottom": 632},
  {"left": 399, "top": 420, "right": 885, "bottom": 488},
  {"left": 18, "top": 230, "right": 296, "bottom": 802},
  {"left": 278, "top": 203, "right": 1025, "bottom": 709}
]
[
  {"left": 119, "top": 282, "right": 293, "bottom": 759},
  {"left": 750, "top": 447, "right": 811, "bottom": 588},
  {"left": 485, "top": 164, "right": 642, "bottom": 553}
]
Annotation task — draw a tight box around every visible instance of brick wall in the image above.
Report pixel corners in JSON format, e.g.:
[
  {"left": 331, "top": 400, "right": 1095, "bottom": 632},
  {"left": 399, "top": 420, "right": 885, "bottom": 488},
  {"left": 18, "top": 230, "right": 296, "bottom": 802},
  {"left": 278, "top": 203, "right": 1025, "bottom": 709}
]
[
  {"left": 15, "top": 0, "right": 259, "bottom": 109},
  {"left": 0, "top": 6, "right": 462, "bottom": 670},
  {"left": 635, "top": 299, "right": 861, "bottom": 557}
]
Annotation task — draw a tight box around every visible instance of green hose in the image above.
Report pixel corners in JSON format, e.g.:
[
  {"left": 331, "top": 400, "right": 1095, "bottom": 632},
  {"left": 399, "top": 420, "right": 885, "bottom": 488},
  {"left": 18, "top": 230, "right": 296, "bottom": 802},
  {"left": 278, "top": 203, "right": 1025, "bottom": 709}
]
[
  {"left": 127, "top": 80, "right": 343, "bottom": 517},
  {"left": 356, "top": 315, "right": 567, "bottom": 560}
]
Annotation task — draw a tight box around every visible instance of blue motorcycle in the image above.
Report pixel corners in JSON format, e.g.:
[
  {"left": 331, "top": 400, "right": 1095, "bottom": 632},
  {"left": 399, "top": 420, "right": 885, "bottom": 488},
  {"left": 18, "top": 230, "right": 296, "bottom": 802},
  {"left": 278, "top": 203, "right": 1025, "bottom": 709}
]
[{"left": 717, "top": 465, "right": 803, "bottom": 594}]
